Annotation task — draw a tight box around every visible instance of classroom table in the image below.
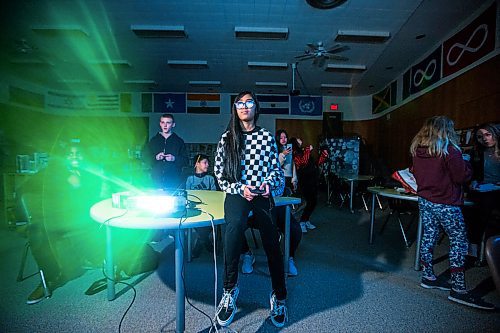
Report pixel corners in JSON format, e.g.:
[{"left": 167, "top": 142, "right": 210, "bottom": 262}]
[
  {"left": 367, "top": 186, "right": 473, "bottom": 271},
  {"left": 90, "top": 190, "right": 300, "bottom": 333}
]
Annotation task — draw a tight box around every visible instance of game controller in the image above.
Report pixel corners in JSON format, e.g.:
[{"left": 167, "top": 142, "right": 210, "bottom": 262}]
[{"left": 249, "top": 187, "right": 266, "bottom": 195}]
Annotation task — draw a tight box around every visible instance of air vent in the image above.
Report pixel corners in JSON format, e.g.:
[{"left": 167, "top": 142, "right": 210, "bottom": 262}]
[
  {"left": 255, "top": 81, "right": 288, "bottom": 87},
  {"left": 248, "top": 62, "right": 288, "bottom": 70},
  {"left": 167, "top": 60, "right": 208, "bottom": 68},
  {"left": 130, "top": 25, "right": 186, "bottom": 38},
  {"left": 321, "top": 83, "right": 352, "bottom": 89},
  {"left": 32, "top": 25, "right": 89, "bottom": 37},
  {"left": 325, "top": 64, "right": 366, "bottom": 72},
  {"left": 235, "top": 27, "right": 288, "bottom": 40},
  {"left": 189, "top": 80, "right": 221, "bottom": 86},
  {"left": 335, "top": 30, "right": 390, "bottom": 43}
]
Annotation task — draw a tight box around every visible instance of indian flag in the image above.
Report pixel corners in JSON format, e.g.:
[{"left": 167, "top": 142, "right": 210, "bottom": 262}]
[{"left": 187, "top": 93, "right": 220, "bottom": 114}]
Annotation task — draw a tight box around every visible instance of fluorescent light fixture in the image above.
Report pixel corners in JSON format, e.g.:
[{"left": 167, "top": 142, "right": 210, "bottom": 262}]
[
  {"left": 325, "top": 64, "right": 366, "bottom": 72},
  {"left": 248, "top": 61, "right": 288, "bottom": 70},
  {"left": 124, "top": 80, "right": 157, "bottom": 85},
  {"left": 167, "top": 60, "right": 208, "bottom": 68},
  {"left": 335, "top": 30, "right": 390, "bottom": 43},
  {"left": 89, "top": 60, "right": 131, "bottom": 67},
  {"left": 188, "top": 80, "right": 221, "bottom": 86},
  {"left": 321, "top": 83, "right": 352, "bottom": 89},
  {"left": 130, "top": 25, "right": 186, "bottom": 38},
  {"left": 58, "top": 79, "right": 92, "bottom": 84},
  {"left": 255, "top": 81, "right": 288, "bottom": 87},
  {"left": 9, "top": 59, "right": 54, "bottom": 66},
  {"left": 235, "top": 26, "right": 288, "bottom": 40},
  {"left": 31, "top": 25, "right": 89, "bottom": 37}
]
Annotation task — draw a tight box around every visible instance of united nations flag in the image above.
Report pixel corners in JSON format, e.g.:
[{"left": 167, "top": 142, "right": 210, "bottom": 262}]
[{"left": 290, "top": 96, "right": 322, "bottom": 116}]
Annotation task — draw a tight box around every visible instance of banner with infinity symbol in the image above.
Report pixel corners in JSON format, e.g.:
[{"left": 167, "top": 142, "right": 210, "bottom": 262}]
[
  {"left": 409, "top": 47, "right": 442, "bottom": 95},
  {"left": 442, "top": 2, "right": 496, "bottom": 78}
]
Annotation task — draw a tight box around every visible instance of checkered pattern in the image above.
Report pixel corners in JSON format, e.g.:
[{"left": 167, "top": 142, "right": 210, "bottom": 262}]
[{"left": 215, "top": 127, "right": 284, "bottom": 196}]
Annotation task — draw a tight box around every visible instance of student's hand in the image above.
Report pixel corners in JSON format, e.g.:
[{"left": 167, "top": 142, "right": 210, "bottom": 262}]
[
  {"left": 164, "top": 154, "right": 175, "bottom": 162},
  {"left": 283, "top": 147, "right": 291, "bottom": 155},
  {"left": 261, "top": 183, "right": 270, "bottom": 198},
  {"left": 243, "top": 186, "right": 258, "bottom": 201},
  {"left": 155, "top": 152, "right": 165, "bottom": 160}
]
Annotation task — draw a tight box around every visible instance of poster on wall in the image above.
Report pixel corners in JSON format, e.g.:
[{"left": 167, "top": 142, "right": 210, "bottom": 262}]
[
  {"left": 442, "top": 2, "right": 496, "bottom": 78},
  {"left": 290, "top": 96, "right": 322, "bottom": 116},
  {"left": 153, "top": 93, "right": 186, "bottom": 113},
  {"left": 409, "top": 47, "right": 442, "bottom": 95},
  {"left": 322, "top": 137, "right": 360, "bottom": 177}
]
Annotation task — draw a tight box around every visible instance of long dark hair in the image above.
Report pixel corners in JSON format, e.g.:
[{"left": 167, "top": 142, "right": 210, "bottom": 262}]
[
  {"left": 289, "top": 137, "right": 303, "bottom": 157},
  {"left": 275, "top": 129, "right": 289, "bottom": 152},
  {"left": 475, "top": 123, "right": 500, "bottom": 158},
  {"left": 221, "top": 91, "right": 260, "bottom": 182}
]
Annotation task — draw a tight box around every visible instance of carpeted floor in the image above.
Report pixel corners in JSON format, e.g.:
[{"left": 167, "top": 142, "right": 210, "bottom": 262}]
[{"left": 1, "top": 193, "right": 499, "bottom": 333}]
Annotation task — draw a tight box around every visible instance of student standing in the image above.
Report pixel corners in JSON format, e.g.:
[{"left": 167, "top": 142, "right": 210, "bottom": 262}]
[
  {"left": 145, "top": 113, "right": 188, "bottom": 189},
  {"left": 214, "top": 91, "right": 287, "bottom": 327},
  {"left": 411, "top": 116, "right": 494, "bottom": 310}
]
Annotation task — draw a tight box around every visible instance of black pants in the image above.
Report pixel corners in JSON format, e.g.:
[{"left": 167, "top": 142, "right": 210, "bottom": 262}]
[
  {"left": 242, "top": 205, "right": 302, "bottom": 258},
  {"left": 300, "top": 182, "right": 318, "bottom": 222},
  {"left": 223, "top": 194, "right": 286, "bottom": 300}
]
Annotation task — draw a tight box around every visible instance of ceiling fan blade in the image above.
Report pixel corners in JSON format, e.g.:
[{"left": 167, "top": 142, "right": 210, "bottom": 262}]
[
  {"left": 295, "top": 54, "right": 315, "bottom": 60},
  {"left": 306, "top": 43, "right": 317, "bottom": 50},
  {"left": 326, "top": 54, "right": 349, "bottom": 61},
  {"left": 326, "top": 45, "right": 350, "bottom": 54}
]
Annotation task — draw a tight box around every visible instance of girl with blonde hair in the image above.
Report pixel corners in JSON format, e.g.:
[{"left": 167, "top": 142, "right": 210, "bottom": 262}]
[{"left": 411, "top": 116, "right": 493, "bottom": 310}]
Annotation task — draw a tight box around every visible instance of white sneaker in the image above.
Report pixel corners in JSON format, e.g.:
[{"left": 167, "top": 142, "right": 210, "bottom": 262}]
[
  {"left": 241, "top": 252, "right": 255, "bottom": 274},
  {"left": 305, "top": 221, "right": 316, "bottom": 230},
  {"left": 300, "top": 222, "right": 308, "bottom": 233},
  {"left": 288, "top": 257, "right": 298, "bottom": 276}
]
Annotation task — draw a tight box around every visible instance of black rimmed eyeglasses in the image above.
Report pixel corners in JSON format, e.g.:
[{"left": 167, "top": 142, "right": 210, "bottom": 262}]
[{"left": 234, "top": 100, "right": 255, "bottom": 109}]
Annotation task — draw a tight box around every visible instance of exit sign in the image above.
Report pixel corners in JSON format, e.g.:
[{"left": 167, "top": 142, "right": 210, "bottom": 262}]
[{"left": 330, "top": 103, "right": 338, "bottom": 111}]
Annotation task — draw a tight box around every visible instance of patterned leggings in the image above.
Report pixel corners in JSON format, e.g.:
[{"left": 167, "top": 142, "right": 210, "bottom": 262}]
[{"left": 418, "top": 197, "right": 468, "bottom": 291}]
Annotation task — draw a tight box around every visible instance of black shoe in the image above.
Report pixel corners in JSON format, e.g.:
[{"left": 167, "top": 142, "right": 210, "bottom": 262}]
[
  {"left": 216, "top": 286, "right": 239, "bottom": 327},
  {"left": 269, "top": 291, "right": 288, "bottom": 328},
  {"left": 27, "top": 283, "right": 51, "bottom": 305},
  {"left": 420, "top": 277, "right": 451, "bottom": 291},
  {"left": 448, "top": 290, "right": 495, "bottom": 310}
]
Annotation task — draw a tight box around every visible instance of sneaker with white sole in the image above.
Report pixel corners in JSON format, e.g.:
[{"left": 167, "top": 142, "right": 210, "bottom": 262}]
[
  {"left": 241, "top": 252, "right": 255, "bottom": 274},
  {"left": 420, "top": 276, "right": 451, "bottom": 291},
  {"left": 216, "top": 286, "right": 240, "bottom": 326},
  {"left": 448, "top": 290, "right": 495, "bottom": 310},
  {"left": 300, "top": 222, "right": 307, "bottom": 233},
  {"left": 269, "top": 291, "right": 288, "bottom": 327},
  {"left": 288, "top": 257, "right": 298, "bottom": 276},
  {"left": 304, "top": 221, "right": 316, "bottom": 230}
]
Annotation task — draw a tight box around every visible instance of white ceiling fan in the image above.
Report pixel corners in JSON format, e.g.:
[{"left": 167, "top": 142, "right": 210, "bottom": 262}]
[{"left": 295, "top": 41, "right": 349, "bottom": 67}]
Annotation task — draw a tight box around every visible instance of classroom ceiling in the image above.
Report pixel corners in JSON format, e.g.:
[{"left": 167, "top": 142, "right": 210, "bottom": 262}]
[{"left": 0, "top": 0, "right": 492, "bottom": 97}]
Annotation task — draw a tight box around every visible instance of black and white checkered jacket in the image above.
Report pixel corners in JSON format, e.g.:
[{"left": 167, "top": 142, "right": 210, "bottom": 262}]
[{"left": 214, "top": 126, "right": 284, "bottom": 197}]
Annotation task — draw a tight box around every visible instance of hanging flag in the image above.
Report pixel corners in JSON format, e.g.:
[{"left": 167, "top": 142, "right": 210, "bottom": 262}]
[
  {"left": 256, "top": 94, "right": 289, "bottom": 114},
  {"left": 372, "top": 86, "right": 391, "bottom": 114},
  {"left": 290, "top": 96, "right": 322, "bottom": 116},
  {"left": 46, "top": 91, "right": 86, "bottom": 110},
  {"left": 120, "top": 93, "right": 132, "bottom": 113},
  {"left": 187, "top": 93, "right": 220, "bottom": 114},
  {"left": 409, "top": 47, "right": 442, "bottom": 95},
  {"left": 86, "top": 93, "right": 120, "bottom": 111},
  {"left": 153, "top": 93, "right": 186, "bottom": 113},
  {"left": 141, "top": 93, "right": 152, "bottom": 113},
  {"left": 443, "top": 2, "right": 496, "bottom": 78},
  {"left": 9, "top": 86, "right": 45, "bottom": 109}
]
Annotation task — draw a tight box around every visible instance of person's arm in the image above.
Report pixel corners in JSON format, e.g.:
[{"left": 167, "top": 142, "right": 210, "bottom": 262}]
[
  {"left": 264, "top": 137, "right": 285, "bottom": 196},
  {"left": 214, "top": 135, "right": 245, "bottom": 196},
  {"left": 185, "top": 176, "right": 193, "bottom": 190},
  {"left": 446, "top": 147, "right": 473, "bottom": 184},
  {"left": 208, "top": 175, "right": 217, "bottom": 191},
  {"left": 318, "top": 149, "right": 329, "bottom": 165},
  {"left": 293, "top": 147, "right": 311, "bottom": 169}
]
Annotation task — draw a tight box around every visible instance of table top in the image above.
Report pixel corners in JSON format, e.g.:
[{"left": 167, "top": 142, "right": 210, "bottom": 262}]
[
  {"left": 368, "top": 186, "right": 474, "bottom": 206},
  {"left": 341, "top": 174, "right": 374, "bottom": 181},
  {"left": 90, "top": 190, "right": 301, "bottom": 230}
]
